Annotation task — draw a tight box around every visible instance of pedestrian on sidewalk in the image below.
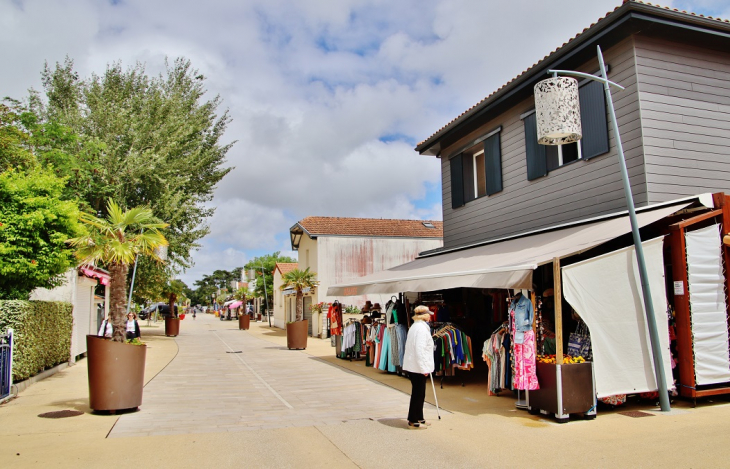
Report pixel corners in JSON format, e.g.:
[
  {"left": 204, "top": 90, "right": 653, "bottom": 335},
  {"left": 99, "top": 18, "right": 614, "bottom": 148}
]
[
  {"left": 126, "top": 312, "right": 141, "bottom": 341},
  {"left": 402, "top": 305, "right": 435, "bottom": 429},
  {"left": 98, "top": 313, "right": 113, "bottom": 338}
]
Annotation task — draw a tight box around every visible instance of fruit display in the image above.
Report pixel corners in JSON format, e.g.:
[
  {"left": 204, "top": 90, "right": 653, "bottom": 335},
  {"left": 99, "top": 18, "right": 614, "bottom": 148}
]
[{"left": 537, "top": 354, "right": 586, "bottom": 364}]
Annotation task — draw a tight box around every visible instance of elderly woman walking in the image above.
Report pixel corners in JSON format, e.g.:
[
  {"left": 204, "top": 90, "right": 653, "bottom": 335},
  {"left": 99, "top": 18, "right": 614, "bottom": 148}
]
[{"left": 402, "top": 305, "right": 435, "bottom": 429}]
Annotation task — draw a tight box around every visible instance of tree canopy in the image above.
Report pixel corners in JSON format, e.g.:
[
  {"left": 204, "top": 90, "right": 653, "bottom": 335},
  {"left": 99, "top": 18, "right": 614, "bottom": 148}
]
[
  {"left": 0, "top": 166, "right": 85, "bottom": 299},
  {"left": 33, "top": 56, "right": 234, "bottom": 289},
  {"left": 244, "top": 252, "right": 296, "bottom": 303}
]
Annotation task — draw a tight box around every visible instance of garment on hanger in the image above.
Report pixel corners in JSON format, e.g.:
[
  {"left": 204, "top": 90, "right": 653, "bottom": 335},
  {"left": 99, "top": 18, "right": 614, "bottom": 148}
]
[
  {"left": 509, "top": 295, "right": 539, "bottom": 391},
  {"left": 483, "top": 323, "right": 509, "bottom": 394},
  {"left": 328, "top": 302, "right": 343, "bottom": 336},
  {"left": 432, "top": 324, "right": 473, "bottom": 374}
]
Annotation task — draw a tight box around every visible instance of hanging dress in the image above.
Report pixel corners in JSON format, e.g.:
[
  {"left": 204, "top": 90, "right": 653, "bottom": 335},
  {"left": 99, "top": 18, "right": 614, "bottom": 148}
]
[{"left": 510, "top": 307, "right": 540, "bottom": 391}]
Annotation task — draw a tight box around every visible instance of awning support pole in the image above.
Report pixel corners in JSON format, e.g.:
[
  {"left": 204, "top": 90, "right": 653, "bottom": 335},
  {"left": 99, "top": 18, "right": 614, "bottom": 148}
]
[{"left": 553, "top": 257, "right": 563, "bottom": 365}]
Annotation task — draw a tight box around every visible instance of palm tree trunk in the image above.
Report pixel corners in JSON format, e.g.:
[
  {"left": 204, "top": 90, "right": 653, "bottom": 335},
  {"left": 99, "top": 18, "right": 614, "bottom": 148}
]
[
  {"left": 108, "top": 263, "right": 129, "bottom": 343},
  {"left": 296, "top": 289, "right": 303, "bottom": 322},
  {"left": 169, "top": 293, "right": 177, "bottom": 318}
]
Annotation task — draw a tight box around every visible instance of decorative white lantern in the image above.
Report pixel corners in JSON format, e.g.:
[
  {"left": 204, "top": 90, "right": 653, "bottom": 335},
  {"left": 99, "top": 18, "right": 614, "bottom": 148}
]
[{"left": 534, "top": 77, "right": 582, "bottom": 145}]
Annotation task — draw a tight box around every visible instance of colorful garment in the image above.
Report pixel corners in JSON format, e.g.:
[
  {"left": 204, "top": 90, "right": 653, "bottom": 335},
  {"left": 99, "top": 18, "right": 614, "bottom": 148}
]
[
  {"left": 511, "top": 309, "right": 539, "bottom": 391},
  {"left": 328, "top": 303, "right": 343, "bottom": 336}
]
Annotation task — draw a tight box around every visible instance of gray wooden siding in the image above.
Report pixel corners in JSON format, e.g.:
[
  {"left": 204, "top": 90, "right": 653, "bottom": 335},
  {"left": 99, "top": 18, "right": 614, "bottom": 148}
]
[
  {"left": 439, "top": 37, "right": 648, "bottom": 249},
  {"left": 635, "top": 35, "right": 730, "bottom": 204}
]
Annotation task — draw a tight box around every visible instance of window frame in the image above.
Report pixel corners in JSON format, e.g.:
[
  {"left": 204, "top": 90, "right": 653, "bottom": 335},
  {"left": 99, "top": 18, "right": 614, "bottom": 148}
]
[{"left": 448, "top": 126, "right": 502, "bottom": 209}]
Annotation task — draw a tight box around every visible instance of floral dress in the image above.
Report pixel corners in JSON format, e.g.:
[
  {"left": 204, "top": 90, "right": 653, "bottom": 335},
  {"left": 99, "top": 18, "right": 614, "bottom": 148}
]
[{"left": 511, "top": 309, "right": 540, "bottom": 390}]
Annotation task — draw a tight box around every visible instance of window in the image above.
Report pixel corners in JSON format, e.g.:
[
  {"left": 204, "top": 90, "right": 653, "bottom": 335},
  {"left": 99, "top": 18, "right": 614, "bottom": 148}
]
[
  {"left": 450, "top": 128, "right": 502, "bottom": 209},
  {"left": 524, "top": 78, "right": 609, "bottom": 181}
]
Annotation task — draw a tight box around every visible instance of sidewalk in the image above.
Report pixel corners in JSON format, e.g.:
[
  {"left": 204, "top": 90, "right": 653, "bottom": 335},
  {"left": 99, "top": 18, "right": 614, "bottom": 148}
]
[{"left": 1, "top": 314, "right": 729, "bottom": 468}]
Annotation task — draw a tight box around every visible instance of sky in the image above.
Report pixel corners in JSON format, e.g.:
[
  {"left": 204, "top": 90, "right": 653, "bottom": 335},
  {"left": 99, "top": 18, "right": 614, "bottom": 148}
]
[{"left": 2, "top": 0, "right": 728, "bottom": 287}]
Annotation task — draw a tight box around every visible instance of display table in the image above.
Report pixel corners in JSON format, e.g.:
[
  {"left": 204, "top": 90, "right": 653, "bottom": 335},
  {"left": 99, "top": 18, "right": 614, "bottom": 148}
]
[{"left": 527, "top": 362, "right": 596, "bottom": 423}]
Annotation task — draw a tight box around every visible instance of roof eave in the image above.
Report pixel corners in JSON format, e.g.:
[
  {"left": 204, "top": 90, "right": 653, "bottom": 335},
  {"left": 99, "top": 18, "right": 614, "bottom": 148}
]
[{"left": 415, "top": 2, "right": 730, "bottom": 157}]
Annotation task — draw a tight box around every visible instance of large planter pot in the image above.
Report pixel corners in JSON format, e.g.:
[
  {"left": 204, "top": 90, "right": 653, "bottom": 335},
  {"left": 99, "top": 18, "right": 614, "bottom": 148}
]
[
  {"left": 165, "top": 317, "right": 180, "bottom": 337},
  {"left": 528, "top": 362, "right": 596, "bottom": 422},
  {"left": 286, "top": 320, "right": 308, "bottom": 350},
  {"left": 87, "top": 335, "right": 146, "bottom": 412},
  {"left": 239, "top": 314, "right": 250, "bottom": 330}
]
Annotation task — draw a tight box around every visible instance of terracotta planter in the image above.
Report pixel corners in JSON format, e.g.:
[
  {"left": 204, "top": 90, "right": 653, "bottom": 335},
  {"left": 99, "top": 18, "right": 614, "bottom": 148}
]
[
  {"left": 286, "top": 320, "right": 308, "bottom": 350},
  {"left": 165, "top": 317, "right": 180, "bottom": 337},
  {"left": 239, "top": 315, "right": 250, "bottom": 330},
  {"left": 87, "top": 335, "right": 146, "bottom": 412}
]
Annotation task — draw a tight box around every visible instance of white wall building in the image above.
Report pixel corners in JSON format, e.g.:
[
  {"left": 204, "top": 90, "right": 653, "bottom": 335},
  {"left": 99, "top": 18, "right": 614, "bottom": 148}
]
[
  {"left": 30, "top": 267, "right": 110, "bottom": 361},
  {"left": 286, "top": 217, "right": 443, "bottom": 338},
  {"left": 273, "top": 262, "right": 298, "bottom": 329}
]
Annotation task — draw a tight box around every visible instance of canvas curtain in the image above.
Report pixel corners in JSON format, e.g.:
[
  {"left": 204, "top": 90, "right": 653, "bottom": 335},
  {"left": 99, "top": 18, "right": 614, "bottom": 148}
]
[
  {"left": 686, "top": 224, "right": 730, "bottom": 385},
  {"left": 562, "top": 237, "right": 673, "bottom": 398}
]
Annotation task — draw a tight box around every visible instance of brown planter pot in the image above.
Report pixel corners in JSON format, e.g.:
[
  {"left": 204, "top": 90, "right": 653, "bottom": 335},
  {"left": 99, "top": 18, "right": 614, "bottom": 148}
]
[
  {"left": 239, "top": 315, "right": 250, "bottom": 330},
  {"left": 528, "top": 362, "right": 595, "bottom": 421},
  {"left": 165, "top": 317, "right": 180, "bottom": 337},
  {"left": 286, "top": 320, "right": 308, "bottom": 350},
  {"left": 87, "top": 335, "right": 146, "bottom": 412}
]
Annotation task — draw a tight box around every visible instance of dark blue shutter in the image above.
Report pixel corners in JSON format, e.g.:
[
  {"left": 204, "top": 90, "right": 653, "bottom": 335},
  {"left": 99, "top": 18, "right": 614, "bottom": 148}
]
[
  {"left": 484, "top": 132, "right": 502, "bottom": 195},
  {"left": 450, "top": 154, "right": 464, "bottom": 209},
  {"left": 524, "top": 113, "right": 547, "bottom": 180},
  {"left": 462, "top": 152, "right": 475, "bottom": 203},
  {"left": 579, "top": 80, "right": 609, "bottom": 159}
]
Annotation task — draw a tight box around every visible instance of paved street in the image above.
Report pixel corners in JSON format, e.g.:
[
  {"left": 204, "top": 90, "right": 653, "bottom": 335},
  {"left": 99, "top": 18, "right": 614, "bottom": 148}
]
[
  {"left": 111, "top": 314, "right": 433, "bottom": 437},
  {"left": 3, "top": 314, "right": 730, "bottom": 468}
]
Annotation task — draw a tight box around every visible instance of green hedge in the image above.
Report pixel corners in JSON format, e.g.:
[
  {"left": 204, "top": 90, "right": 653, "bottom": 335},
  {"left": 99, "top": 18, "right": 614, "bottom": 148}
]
[{"left": 0, "top": 300, "right": 73, "bottom": 382}]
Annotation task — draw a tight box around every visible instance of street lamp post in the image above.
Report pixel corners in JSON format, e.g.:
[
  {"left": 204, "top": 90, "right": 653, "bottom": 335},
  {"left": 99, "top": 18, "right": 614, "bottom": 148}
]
[
  {"left": 536, "top": 45, "right": 670, "bottom": 412},
  {"left": 260, "top": 261, "right": 271, "bottom": 327}
]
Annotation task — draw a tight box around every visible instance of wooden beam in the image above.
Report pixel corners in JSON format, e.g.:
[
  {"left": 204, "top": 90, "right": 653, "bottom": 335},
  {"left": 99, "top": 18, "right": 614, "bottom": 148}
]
[
  {"left": 554, "top": 257, "right": 563, "bottom": 364},
  {"left": 669, "top": 209, "right": 722, "bottom": 230}
]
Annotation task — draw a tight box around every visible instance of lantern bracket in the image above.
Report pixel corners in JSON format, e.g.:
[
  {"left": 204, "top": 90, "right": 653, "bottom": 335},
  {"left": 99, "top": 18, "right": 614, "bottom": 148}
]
[{"left": 547, "top": 69, "right": 624, "bottom": 91}]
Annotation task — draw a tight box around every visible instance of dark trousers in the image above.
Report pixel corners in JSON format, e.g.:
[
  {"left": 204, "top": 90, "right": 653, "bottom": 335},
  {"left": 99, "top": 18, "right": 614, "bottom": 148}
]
[{"left": 408, "top": 372, "right": 427, "bottom": 423}]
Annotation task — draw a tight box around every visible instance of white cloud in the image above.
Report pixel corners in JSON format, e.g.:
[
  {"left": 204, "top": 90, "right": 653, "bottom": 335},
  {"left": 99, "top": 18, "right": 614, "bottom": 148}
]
[{"left": 3, "top": 0, "right": 718, "bottom": 286}]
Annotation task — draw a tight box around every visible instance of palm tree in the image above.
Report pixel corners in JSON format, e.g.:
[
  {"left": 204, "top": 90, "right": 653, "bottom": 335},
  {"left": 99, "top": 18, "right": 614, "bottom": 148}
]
[
  {"left": 280, "top": 268, "right": 318, "bottom": 322},
  {"left": 69, "top": 200, "right": 168, "bottom": 342},
  {"left": 234, "top": 287, "right": 249, "bottom": 314}
]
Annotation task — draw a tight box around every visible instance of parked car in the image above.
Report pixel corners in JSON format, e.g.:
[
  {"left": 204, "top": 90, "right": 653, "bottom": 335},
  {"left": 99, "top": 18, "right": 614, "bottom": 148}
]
[{"left": 140, "top": 303, "right": 178, "bottom": 320}]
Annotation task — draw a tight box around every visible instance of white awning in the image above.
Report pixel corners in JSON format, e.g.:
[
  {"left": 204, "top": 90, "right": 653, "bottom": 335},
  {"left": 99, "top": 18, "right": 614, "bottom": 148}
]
[{"left": 327, "top": 203, "right": 688, "bottom": 296}]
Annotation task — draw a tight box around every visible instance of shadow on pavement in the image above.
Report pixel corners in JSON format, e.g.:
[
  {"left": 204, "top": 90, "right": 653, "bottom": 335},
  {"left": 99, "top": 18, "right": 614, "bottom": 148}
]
[{"left": 376, "top": 418, "right": 408, "bottom": 429}]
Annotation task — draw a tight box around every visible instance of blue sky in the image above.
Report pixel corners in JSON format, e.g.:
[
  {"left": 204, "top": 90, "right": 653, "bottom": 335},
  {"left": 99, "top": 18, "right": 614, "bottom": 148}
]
[{"left": 2, "top": 0, "right": 727, "bottom": 286}]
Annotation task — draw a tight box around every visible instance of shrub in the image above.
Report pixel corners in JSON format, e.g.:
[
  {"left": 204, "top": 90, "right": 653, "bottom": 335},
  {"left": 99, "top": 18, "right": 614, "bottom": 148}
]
[{"left": 0, "top": 300, "right": 73, "bottom": 381}]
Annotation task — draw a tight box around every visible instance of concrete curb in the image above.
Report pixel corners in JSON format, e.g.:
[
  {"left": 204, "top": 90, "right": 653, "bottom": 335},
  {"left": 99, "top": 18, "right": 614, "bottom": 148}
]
[{"left": 10, "top": 362, "right": 71, "bottom": 397}]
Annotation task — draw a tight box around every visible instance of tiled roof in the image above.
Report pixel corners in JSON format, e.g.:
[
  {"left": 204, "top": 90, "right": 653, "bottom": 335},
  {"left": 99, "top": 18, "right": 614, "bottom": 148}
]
[
  {"left": 274, "top": 263, "right": 298, "bottom": 275},
  {"left": 416, "top": 0, "right": 730, "bottom": 153},
  {"left": 293, "top": 217, "right": 443, "bottom": 238}
]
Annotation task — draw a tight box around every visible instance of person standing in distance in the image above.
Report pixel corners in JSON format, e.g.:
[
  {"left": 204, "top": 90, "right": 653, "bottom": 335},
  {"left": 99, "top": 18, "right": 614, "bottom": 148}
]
[
  {"left": 402, "top": 305, "right": 435, "bottom": 429},
  {"left": 125, "top": 312, "right": 141, "bottom": 341}
]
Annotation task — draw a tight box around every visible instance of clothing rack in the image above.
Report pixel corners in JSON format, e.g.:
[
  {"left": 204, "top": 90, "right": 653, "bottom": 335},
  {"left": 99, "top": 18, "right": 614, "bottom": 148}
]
[{"left": 431, "top": 322, "right": 473, "bottom": 388}]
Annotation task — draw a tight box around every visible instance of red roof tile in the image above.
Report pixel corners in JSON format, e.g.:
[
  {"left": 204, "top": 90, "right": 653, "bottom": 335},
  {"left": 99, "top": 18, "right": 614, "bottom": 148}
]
[
  {"left": 416, "top": 0, "right": 730, "bottom": 152},
  {"left": 293, "top": 217, "right": 443, "bottom": 238},
  {"left": 274, "top": 263, "right": 298, "bottom": 275}
]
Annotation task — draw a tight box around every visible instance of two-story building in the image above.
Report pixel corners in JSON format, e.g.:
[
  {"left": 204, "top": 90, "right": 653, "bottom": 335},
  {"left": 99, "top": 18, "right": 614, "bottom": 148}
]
[
  {"left": 329, "top": 1, "right": 730, "bottom": 414},
  {"left": 287, "top": 216, "right": 443, "bottom": 337}
]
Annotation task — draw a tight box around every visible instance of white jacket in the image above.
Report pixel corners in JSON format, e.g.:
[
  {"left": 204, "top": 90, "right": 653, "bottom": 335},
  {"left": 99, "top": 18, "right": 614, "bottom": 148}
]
[{"left": 402, "top": 320, "right": 435, "bottom": 374}]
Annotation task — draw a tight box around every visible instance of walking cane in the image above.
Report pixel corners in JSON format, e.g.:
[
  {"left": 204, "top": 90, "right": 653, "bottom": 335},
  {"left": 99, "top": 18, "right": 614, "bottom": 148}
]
[{"left": 429, "top": 373, "right": 441, "bottom": 420}]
